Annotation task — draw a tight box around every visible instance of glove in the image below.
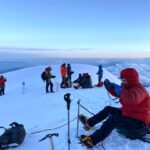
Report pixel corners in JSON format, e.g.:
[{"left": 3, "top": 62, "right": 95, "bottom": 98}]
[
  {"left": 113, "top": 84, "right": 123, "bottom": 96},
  {"left": 104, "top": 79, "right": 114, "bottom": 90}
]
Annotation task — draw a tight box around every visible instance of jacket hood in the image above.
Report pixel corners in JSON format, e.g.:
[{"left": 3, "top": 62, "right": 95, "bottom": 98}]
[
  {"left": 120, "top": 68, "right": 139, "bottom": 86},
  {"left": 99, "top": 65, "right": 102, "bottom": 69}
]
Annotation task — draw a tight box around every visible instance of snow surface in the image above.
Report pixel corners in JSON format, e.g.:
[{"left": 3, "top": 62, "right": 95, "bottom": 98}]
[{"left": 0, "top": 64, "right": 150, "bottom": 150}]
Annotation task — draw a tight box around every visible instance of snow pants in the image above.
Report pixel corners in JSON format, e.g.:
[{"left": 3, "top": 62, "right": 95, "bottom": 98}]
[
  {"left": 61, "top": 77, "right": 66, "bottom": 88},
  {"left": 0, "top": 85, "right": 5, "bottom": 95},
  {"left": 46, "top": 80, "right": 53, "bottom": 93},
  {"left": 88, "top": 106, "right": 145, "bottom": 145}
]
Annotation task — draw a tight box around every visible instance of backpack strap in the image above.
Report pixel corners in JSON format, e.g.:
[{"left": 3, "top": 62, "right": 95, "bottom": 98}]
[{"left": 0, "top": 127, "right": 7, "bottom": 131}]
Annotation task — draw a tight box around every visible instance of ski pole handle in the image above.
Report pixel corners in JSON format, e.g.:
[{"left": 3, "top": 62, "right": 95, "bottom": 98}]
[{"left": 64, "top": 93, "right": 71, "bottom": 111}]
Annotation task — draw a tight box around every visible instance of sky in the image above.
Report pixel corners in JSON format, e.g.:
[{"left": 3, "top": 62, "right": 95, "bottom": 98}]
[{"left": 0, "top": 0, "right": 150, "bottom": 58}]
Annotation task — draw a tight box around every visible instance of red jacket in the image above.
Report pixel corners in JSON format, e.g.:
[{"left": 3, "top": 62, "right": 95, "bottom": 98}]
[
  {"left": 120, "top": 83, "right": 150, "bottom": 124},
  {"left": 0, "top": 77, "right": 7, "bottom": 86},
  {"left": 109, "top": 68, "right": 150, "bottom": 124},
  {"left": 61, "top": 66, "right": 67, "bottom": 77}
]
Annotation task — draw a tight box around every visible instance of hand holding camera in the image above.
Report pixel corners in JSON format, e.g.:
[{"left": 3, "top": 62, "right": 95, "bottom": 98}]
[
  {"left": 104, "top": 79, "right": 122, "bottom": 96},
  {"left": 104, "top": 79, "right": 114, "bottom": 90}
]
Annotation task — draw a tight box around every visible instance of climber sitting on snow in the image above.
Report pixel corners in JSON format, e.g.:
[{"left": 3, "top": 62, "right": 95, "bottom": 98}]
[
  {"left": 73, "top": 73, "right": 83, "bottom": 89},
  {"left": 82, "top": 73, "right": 92, "bottom": 89},
  {"left": 79, "top": 68, "right": 150, "bottom": 148},
  {"left": 73, "top": 73, "right": 92, "bottom": 89}
]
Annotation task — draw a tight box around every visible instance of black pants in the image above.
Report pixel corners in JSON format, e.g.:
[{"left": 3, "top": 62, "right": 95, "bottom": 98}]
[
  {"left": 46, "top": 80, "right": 53, "bottom": 93},
  {"left": 88, "top": 106, "right": 144, "bottom": 145},
  {"left": 0, "top": 85, "right": 5, "bottom": 95},
  {"left": 60, "top": 77, "right": 66, "bottom": 88},
  {"left": 67, "top": 76, "right": 72, "bottom": 87},
  {"left": 98, "top": 75, "right": 102, "bottom": 83}
]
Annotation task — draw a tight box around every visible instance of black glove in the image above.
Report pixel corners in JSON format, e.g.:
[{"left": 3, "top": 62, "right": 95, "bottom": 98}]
[{"left": 104, "top": 79, "right": 114, "bottom": 90}]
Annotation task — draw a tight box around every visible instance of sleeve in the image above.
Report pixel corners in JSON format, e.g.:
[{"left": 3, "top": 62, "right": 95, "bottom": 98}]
[{"left": 108, "top": 89, "right": 118, "bottom": 97}]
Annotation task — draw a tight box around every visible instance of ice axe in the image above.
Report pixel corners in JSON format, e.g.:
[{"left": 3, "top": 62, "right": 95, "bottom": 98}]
[
  {"left": 39, "top": 133, "right": 59, "bottom": 150},
  {"left": 64, "top": 93, "right": 71, "bottom": 150}
]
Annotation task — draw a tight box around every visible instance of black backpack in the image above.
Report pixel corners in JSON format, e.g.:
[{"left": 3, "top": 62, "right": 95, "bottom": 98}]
[
  {"left": 116, "top": 123, "right": 150, "bottom": 142},
  {"left": 41, "top": 71, "right": 46, "bottom": 81},
  {"left": 0, "top": 122, "right": 26, "bottom": 149}
]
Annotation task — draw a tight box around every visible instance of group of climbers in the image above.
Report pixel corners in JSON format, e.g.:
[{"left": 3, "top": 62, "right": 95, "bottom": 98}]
[
  {"left": 41, "top": 64, "right": 103, "bottom": 93},
  {"left": 0, "top": 75, "right": 7, "bottom": 96},
  {"left": 73, "top": 73, "right": 92, "bottom": 89},
  {"left": 73, "top": 64, "right": 103, "bottom": 89},
  {"left": 60, "top": 63, "right": 74, "bottom": 88}
]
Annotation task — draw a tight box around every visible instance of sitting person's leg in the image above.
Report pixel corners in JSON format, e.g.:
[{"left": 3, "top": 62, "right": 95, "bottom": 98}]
[
  {"left": 79, "top": 106, "right": 121, "bottom": 131},
  {"left": 88, "top": 106, "right": 121, "bottom": 127},
  {"left": 80, "top": 113, "right": 122, "bottom": 147},
  {"left": 90, "top": 114, "right": 120, "bottom": 145},
  {"left": 88, "top": 114, "right": 145, "bottom": 146}
]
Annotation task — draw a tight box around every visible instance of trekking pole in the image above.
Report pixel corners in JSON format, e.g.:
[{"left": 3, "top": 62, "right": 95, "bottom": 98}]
[
  {"left": 76, "top": 99, "right": 81, "bottom": 138},
  {"left": 64, "top": 93, "right": 71, "bottom": 150},
  {"left": 56, "top": 82, "right": 59, "bottom": 91},
  {"left": 39, "top": 133, "right": 59, "bottom": 150}
]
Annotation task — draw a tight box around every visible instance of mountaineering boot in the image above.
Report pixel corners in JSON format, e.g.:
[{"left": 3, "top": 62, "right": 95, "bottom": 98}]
[
  {"left": 79, "top": 115, "right": 92, "bottom": 131},
  {"left": 79, "top": 135, "right": 94, "bottom": 148}
]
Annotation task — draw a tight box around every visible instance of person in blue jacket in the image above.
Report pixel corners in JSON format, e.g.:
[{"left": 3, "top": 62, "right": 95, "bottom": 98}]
[{"left": 96, "top": 65, "right": 103, "bottom": 84}]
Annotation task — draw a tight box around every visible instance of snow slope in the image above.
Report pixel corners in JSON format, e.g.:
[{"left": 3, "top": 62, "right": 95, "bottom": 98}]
[{"left": 0, "top": 64, "right": 149, "bottom": 150}]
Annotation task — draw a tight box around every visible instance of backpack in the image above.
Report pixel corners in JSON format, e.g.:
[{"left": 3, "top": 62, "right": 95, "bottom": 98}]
[
  {"left": 96, "top": 82, "right": 104, "bottom": 87},
  {"left": 116, "top": 123, "right": 150, "bottom": 142},
  {"left": 41, "top": 71, "right": 46, "bottom": 81},
  {"left": 0, "top": 122, "right": 26, "bottom": 149}
]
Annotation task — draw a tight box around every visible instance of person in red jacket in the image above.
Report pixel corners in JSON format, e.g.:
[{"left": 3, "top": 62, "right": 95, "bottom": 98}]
[
  {"left": 79, "top": 68, "right": 150, "bottom": 148},
  {"left": 0, "top": 75, "right": 7, "bottom": 95},
  {"left": 60, "top": 63, "right": 67, "bottom": 88}
]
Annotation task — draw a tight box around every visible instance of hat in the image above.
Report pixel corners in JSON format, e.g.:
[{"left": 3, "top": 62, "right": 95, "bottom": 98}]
[
  {"left": 46, "top": 66, "right": 52, "bottom": 71},
  {"left": 120, "top": 68, "right": 139, "bottom": 85}
]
